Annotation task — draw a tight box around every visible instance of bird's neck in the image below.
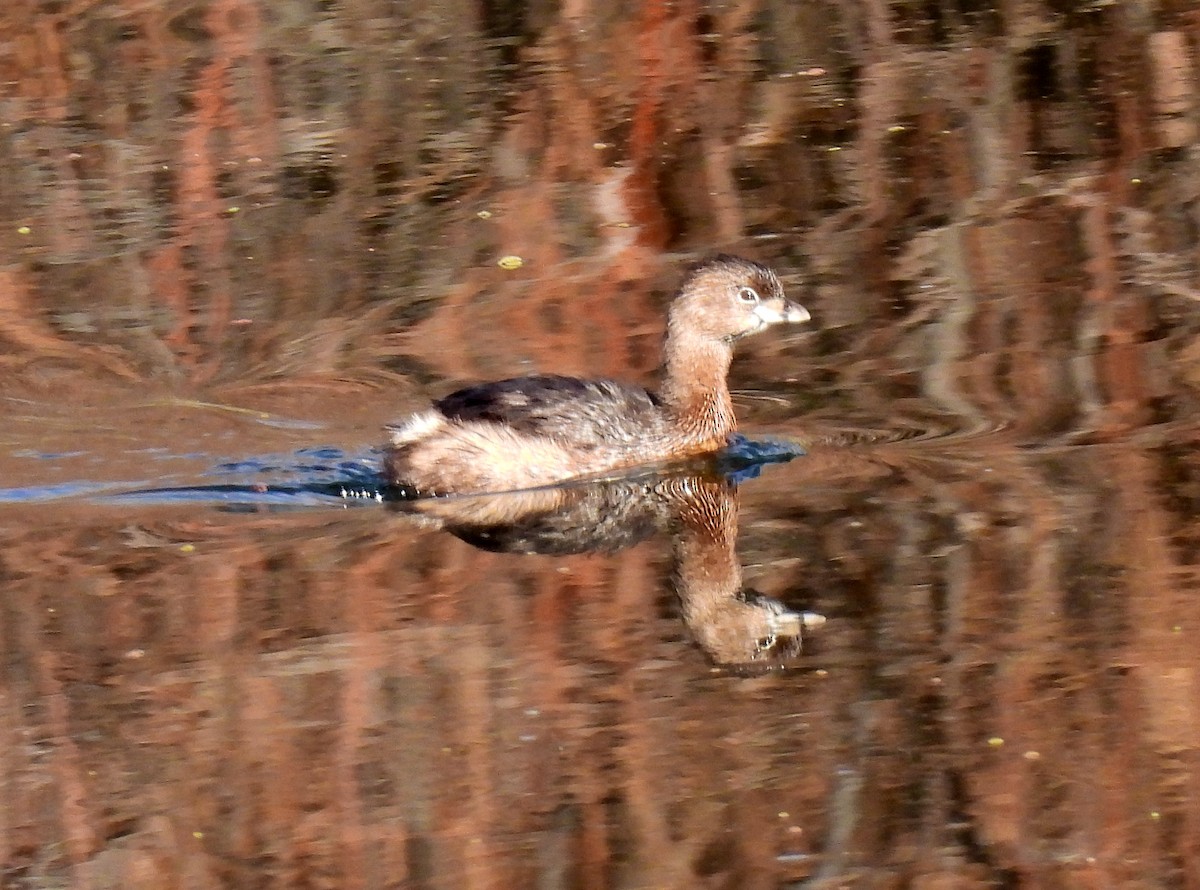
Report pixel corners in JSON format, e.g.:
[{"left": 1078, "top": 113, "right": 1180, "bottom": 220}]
[{"left": 658, "top": 328, "right": 736, "bottom": 447}]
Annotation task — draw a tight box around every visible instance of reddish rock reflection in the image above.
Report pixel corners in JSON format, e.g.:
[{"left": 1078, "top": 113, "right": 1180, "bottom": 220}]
[
  {"left": 3, "top": 432, "right": 1200, "bottom": 886},
  {"left": 3, "top": 0, "right": 1200, "bottom": 886}
]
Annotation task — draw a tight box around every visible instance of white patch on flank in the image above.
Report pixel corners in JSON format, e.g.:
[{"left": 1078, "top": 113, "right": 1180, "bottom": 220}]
[{"left": 386, "top": 410, "right": 445, "bottom": 445}]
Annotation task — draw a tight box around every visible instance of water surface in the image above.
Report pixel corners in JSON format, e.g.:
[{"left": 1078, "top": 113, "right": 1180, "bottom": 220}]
[{"left": 4, "top": 1, "right": 1200, "bottom": 887}]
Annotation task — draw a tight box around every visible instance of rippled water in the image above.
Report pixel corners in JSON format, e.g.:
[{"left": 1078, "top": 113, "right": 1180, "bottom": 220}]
[{"left": 5, "top": 1, "right": 1200, "bottom": 887}]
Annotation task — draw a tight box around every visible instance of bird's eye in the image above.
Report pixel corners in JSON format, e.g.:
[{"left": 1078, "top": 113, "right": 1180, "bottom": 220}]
[
  {"left": 738, "top": 286, "right": 760, "bottom": 304},
  {"left": 755, "top": 634, "right": 776, "bottom": 653}
]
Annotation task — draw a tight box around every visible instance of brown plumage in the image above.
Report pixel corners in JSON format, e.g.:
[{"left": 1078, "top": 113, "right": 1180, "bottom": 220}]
[{"left": 384, "top": 255, "right": 810, "bottom": 495}]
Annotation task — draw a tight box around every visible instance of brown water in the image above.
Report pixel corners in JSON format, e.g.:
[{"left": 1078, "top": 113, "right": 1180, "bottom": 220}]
[{"left": 5, "top": 1, "right": 1200, "bottom": 887}]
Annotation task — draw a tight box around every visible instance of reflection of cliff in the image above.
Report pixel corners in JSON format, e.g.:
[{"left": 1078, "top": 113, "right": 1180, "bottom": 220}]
[
  {"left": 4, "top": 0, "right": 1200, "bottom": 414},
  {"left": 399, "top": 467, "right": 823, "bottom": 665},
  {"left": 5, "top": 433, "right": 1200, "bottom": 883}
]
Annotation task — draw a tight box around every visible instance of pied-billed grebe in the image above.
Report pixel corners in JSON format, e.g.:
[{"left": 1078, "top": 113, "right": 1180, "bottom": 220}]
[{"left": 385, "top": 255, "right": 810, "bottom": 495}]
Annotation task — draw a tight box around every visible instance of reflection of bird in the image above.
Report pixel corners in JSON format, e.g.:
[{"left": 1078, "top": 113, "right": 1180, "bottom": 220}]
[
  {"left": 385, "top": 255, "right": 810, "bottom": 496},
  {"left": 394, "top": 463, "right": 823, "bottom": 666},
  {"left": 668, "top": 475, "right": 823, "bottom": 665},
  {"left": 398, "top": 470, "right": 679, "bottom": 555}
]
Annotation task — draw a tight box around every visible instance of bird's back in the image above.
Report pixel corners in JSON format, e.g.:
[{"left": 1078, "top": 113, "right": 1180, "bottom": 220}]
[{"left": 432, "top": 374, "right": 668, "bottom": 448}]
